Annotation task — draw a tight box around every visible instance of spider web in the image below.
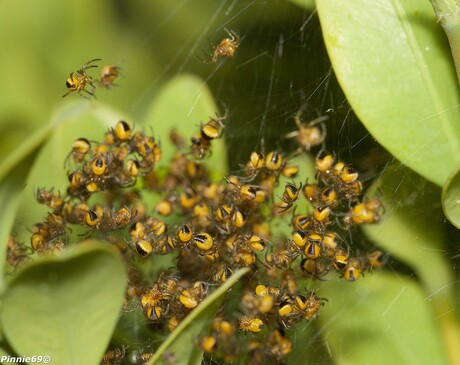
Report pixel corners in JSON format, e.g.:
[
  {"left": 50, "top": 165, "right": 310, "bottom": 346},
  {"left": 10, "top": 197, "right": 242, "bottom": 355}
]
[
  {"left": 91, "top": 1, "right": 454, "bottom": 364},
  {"left": 113, "top": 1, "right": 387, "bottom": 363}
]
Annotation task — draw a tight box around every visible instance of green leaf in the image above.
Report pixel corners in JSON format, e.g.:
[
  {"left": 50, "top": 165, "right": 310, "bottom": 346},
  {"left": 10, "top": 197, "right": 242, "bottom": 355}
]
[
  {"left": 0, "top": 346, "right": 20, "bottom": 365},
  {"left": 318, "top": 273, "right": 449, "bottom": 365},
  {"left": 148, "top": 268, "right": 249, "bottom": 365},
  {"left": 0, "top": 161, "right": 36, "bottom": 289},
  {"left": 285, "top": 321, "right": 332, "bottom": 364},
  {"left": 316, "top": 0, "right": 460, "bottom": 187},
  {"left": 363, "top": 164, "right": 451, "bottom": 293},
  {"left": 0, "top": 108, "right": 60, "bottom": 285},
  {"left": 13, "top": 101, "right": 128, "bottom": 244},
  {"left": 0, "top": 99, "right": 125, "bottom": 186},
  {"left": 0, "top": 124, "right": 51, "bottom": 184},
  {"left": 0, "top": 242, "right": 126, "bottom": 365},
  {"left": 142, "top": 74, "right": 227, "bottom": 181},
  {"left": 441, "top": 161, "right": 460, "bottom": 228},
  {"left": 363, "top": 164, "right": 460, "bottom": 365}
]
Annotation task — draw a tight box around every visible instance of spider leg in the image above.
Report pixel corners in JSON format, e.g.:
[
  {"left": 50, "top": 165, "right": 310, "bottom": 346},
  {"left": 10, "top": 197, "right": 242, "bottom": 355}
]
[
  {"left": 294, "top": 105, "right": 307, "bottom": 128},
  {"left": 308, "top": 115, "right": 329, "bottom": 127},
  {"left": 309, "top": 115, "right": 329, "bottom": 148},
  {"left": 82, "top": 58, "right": 102, "bottom": 68},
  {"left": 196, "top": 50, "right": 214, "bottom": 64},
  {"left": 284, "top": 130, "right": 299, "bottom": 139},
  {"left": 80, "top": 88, "right": 96, "bottom": 100},
  {"left": 224, "top": 28, "right": 238, "bottom": 42},
  {"left": 88, "top": 80, "right": 97, "bottom": 90},
  {"left": 195, "top": 54, "right": 210, "bottom": 64}
]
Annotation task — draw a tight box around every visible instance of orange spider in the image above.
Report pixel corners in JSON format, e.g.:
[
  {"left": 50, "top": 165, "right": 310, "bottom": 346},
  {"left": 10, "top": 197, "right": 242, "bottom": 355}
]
[{"left": 201, "top": 30, "right": 240, "bottom": 64}]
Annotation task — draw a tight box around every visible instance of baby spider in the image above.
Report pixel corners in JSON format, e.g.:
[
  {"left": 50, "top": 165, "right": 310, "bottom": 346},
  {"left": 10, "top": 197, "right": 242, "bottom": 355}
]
[
  {"left": 99, "top": 64, "right": 123, "bottom": 89},
  {"left": 285, "top": 106, "right": 328, "bottom": 152},
  {"left": 277, "top": 181, "right": 302, "bottom": 213},
  {"left": 62, "top": 58, "right": 100, "bottom": 99},
  {"left": 201, "top": 29, "right": 240, "bottom": 64}
]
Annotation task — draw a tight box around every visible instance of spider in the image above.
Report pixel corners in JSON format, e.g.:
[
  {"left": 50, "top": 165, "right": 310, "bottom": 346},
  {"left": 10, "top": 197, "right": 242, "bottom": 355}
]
[
  {"left": 99, "top": 64, "right": 123, "bottom": 89},
  {"left": 285, "top": 106, "right": 328, "bottom": 152},
  {"left": 277, "top": 181, "right": 302, "bottom": 213},
  {"left": 201, "top": 30, "right": 240, "bottom": 64},
  {"left": 62, "top": 58, "right": 100, "bottom": 98}
]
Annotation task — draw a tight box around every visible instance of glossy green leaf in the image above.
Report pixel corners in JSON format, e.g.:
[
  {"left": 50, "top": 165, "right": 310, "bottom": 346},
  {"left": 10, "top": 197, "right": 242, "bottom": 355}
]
[
  {"left": 142, "top": 74, "right": 227, "bottom": 181},
  {"left": 1, "top": 242, "right": 126, "bottom": 365},
  {"left": 148, "top": 268, "right": 249, "bottom": 365},
  {"left": 317, "top": 0, "right": 460, "bottom": 186},
  {"left": 318, "top": 273, "right": 449, "bottom": 365},
  {"left": 441, "top": 161, "right": 460, "bottom": 228},
  {"left": 13, "top": 101, "right": 128, "bottom": 244}
]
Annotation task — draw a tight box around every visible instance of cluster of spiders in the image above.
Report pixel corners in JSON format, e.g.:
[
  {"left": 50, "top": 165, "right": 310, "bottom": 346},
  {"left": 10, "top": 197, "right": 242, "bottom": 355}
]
[{"left": 7, "top": 107, "right": 384, "bottom": 364}]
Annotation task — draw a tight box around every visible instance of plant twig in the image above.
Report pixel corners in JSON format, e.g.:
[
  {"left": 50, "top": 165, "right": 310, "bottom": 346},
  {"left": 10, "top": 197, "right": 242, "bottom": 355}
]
[{"left": 430, "top": 0, "right": 460, "bottom": 88}]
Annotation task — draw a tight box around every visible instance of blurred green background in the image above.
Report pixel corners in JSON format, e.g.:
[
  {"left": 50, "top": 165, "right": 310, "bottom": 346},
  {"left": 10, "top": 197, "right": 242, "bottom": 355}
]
[{"left": 0, "top": 0, "right": 378, "bottom": 172}]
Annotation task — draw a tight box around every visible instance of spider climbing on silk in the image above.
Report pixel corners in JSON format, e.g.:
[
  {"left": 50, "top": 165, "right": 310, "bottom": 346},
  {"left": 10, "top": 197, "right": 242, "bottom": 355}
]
[
  {"left": 285, "top": 106, "right": 328, "bottom": 152},
  {"left": 200, "top": 29, "right": 240, "bottom": 64}
]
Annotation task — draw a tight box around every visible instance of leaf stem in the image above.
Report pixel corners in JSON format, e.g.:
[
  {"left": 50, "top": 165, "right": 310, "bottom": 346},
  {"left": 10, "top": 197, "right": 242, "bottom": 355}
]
[
  {"left": 421, "top": 262, "right": 460, "bottom": 365},
  {"left": 430, "top": 0, "right": 460, "bottom": 88},
  {"left": 431, "top": 296, "right": 460, "bottom": 365}
]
